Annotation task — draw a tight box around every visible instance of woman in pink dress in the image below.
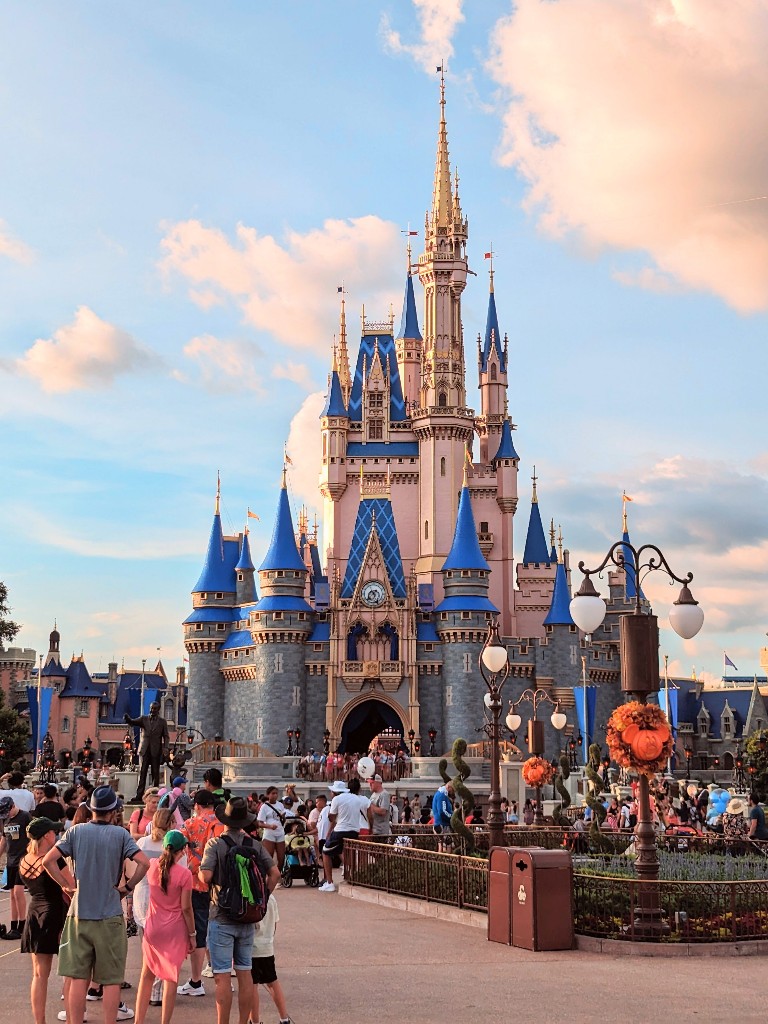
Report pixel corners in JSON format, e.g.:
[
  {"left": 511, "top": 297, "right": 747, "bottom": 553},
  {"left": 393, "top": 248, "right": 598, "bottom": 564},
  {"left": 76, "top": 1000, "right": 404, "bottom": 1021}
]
[{"left": 134, "top": 830, "right": 194, "bottom": 1024}]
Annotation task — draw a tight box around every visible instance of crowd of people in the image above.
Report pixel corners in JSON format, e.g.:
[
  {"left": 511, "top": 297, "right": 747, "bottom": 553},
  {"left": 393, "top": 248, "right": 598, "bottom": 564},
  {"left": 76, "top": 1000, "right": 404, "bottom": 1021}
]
[{"left": 296, "top": 747, "right": 412, "bottom": 783}]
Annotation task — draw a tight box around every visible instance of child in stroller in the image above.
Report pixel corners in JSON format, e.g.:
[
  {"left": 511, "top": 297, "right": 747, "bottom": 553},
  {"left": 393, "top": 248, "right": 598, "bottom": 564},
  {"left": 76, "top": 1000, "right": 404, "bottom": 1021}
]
[{"left": 281, "top": 819, "right": 320, "bottom": 887}]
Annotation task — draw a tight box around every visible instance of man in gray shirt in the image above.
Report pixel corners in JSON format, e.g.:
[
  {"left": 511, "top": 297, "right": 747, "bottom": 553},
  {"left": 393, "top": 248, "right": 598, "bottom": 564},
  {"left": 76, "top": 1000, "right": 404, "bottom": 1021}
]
[
  {"left": 200, "top": 797, "right": 279, "bottom": 1024},
  {"left": 44, "top": 785, "right": 149, "bottom": 1024},
  {"left": 367, "top": 775, "right": 391, "bottom": 838}
]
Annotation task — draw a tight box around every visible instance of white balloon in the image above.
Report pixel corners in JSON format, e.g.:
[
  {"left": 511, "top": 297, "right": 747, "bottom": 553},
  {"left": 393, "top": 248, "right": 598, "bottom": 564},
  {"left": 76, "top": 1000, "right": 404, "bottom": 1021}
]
[{"left": 357, "top": 756, "right": 376, "bottom": 779}]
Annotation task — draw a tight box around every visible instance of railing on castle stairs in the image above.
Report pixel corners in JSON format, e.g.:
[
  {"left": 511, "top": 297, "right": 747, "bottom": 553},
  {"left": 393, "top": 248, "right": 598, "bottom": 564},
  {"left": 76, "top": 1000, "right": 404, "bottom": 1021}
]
[{"left": 191, "top": 740, "right": 268, "bottom": 762}]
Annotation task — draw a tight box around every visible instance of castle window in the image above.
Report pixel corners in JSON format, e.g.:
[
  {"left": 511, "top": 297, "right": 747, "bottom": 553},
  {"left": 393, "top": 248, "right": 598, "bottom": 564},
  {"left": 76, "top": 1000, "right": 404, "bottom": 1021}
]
[
  {"left": 200, "top": 593, "right": 207, "bottom": 600},
  {"left": 62, "top": 716, "right": 70, "bottom": 733},
  {"left": 463, "top": 653, "right": 472, "bottom": 673},
  {"left": 461, "top": 570, "right": 470, "bottom": 578},
  {"left": 273, "top": 612, "right": 283, "bottom": 620},
  {"left": 165, "top": 698, "right": 174, "bottom": 719},
  {"left": 424, "top": 520, "right": 429, "bottom": 540},
  {"left": 461, "top": 612, "right": 471, "bottom": 620},
  {"left": 440, "top": 457, "right": 446, "bottom": 477},
  {"left": 233, "top": 651, "right": 239, "bottom": 658},
  {"left": 491, "top": 364, "right": 497, "bottom": 381},
  {"left": 445, "top": 685, "right": 453, "bottom": 706},
  {"left": 237, "top": 573, "right": 244, "bottom": 582},
  {"left": 215, "top": 592, "right": 224, "bottom": 600},
  {"left": 438, "top": 392, "right": 447, "bottom": 407},
  {"left": 274, "top": 653, "right": 284, "bottom": 673},
  {"left": 424, "top": 643, "right": 434, "bottom": 652},
  {"left": 298, "top": 613, "right": 307, "bottom": 620},
  {"left": 323, "top": 435, "right": 327, "bottom": 457},
  {"left": 368, "top": 420, "right": 383, "bottom": 439},
  {"left": 195, "top": 624, "right": 203, "bottom": 631},
  {"left": 292, "top": 685, "right": 301, "bottom": 707},
  {"left": 216, "top": 623, "right": 226, "bottom": 631},
  {"left": 480, "top": 522, "right": 488, "bottom": 533},
  {"left": 369, "top": 392, "right": 383, "bottom": 408},
  {"left": 276, "top": 571, "right": 284, "bottom": 578},
  {"left": 246, "top": 649, "right": 251, "bottom": 656},
  {"left": 256, "top": 717, "right": 263, "bottom": 741},
  {"left": 441, "top": 613, "right": 448, "bottom": 620},
  {"left": 77, "top": 698, "right": 89, "bottom": 715},
  {"left": 313, "top": 643, "right": 323, "bottom": 652},
  {"left": 546, "top": 624, "right": 553, "bottom": 634}
]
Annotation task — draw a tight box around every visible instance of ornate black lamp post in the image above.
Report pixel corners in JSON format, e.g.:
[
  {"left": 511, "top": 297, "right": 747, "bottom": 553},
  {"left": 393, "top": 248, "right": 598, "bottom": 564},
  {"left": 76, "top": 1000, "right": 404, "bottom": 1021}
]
[
  {"left": 478, "top": 620, "right": 510, "bottom": 849},
  {"left": 285, "top": 729, "right": 294, "bottom": 756},
  {"left": 506, "top": 689, "right": 567, "bottom": 826},
  {"left": 733, "top": 749, "right": 747, "bottom": 791},
  {"left": 684, "top": 746, "right": 693, "bottom": 780},
  {"left": 323, "top": 729, "right": 331, "bottom": 755},
  {"left": 407, "top": 728, "right": 415, "bottom": 756},
  {"left": 294, "top": 728, "right": 302, "bottom": 756},
  {"left": 570, "top": 539, "right": 703, "bottom": 937},
  {"left": 568, "top": 737, "right": 579, "bottom": 771},
  {"left": 601, "top": 754, "right": 611, "bottom": 789},
  {"left": 428, "top": 728, "right": 437, "bottom": 756}
]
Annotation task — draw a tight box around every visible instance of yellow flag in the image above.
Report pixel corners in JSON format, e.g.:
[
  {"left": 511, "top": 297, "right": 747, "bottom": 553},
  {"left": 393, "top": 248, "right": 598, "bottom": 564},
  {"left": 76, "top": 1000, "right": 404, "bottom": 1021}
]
[
  {"left": 247, "top": 509, "right": 260, "bottom": 521},
  {"left": 623, "top": 492, "right": 633, "bottom": 502}
]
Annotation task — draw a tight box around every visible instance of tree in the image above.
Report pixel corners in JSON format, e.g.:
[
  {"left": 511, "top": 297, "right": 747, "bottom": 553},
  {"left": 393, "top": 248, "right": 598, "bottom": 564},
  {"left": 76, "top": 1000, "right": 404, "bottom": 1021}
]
[
  {"left": 0, "top": 686, "right": 30, "bottom": 768},
  {"left": 0, "top": 581, "right": 20, "bottom": 647},
  {"left": 744, "top": 729, "right": 768, "bottom": 802}
]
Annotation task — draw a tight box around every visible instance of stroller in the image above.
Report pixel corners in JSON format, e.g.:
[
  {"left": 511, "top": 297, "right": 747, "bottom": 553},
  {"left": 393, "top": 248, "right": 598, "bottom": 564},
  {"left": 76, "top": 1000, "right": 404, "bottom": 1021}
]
[{"left": 281, "top": 820, "right": 320, "bottom": 888}]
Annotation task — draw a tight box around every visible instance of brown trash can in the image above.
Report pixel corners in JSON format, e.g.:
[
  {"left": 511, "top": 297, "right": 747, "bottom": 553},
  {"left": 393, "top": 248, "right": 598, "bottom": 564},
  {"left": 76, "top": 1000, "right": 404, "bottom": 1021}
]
[
  {"left": 487, "top": 847, "right": 516, "bottom": 945},
  {"left": 509, "top": 847, "right": 574, "bottom": 951}
]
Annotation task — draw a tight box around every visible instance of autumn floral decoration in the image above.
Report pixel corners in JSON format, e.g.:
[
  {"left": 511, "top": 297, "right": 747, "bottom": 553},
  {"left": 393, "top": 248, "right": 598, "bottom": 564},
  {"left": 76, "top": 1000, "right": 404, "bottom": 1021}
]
[
  {"left": 522, "top": 755, "right": 555, "bottom": 788},
  {"left": 606, "top": 701, "right": 673, "bottom": 777}
]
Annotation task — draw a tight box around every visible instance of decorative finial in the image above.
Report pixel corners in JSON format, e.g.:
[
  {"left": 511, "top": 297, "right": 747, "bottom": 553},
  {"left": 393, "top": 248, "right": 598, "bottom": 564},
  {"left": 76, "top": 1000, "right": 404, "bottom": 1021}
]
[
  {"left": 215, "top": 471, "right": 221, "bottom": 515},
  {"left": 549, "top": 518, "right": 556, "bottom": 550},
  {"left": 437, "top": 62, "right": 446, "bottom": 110},
  {"left": 557, "top": 525, "right": 564, "bottom": 564},
  {"left": 332, "top": 338, "right": 338, "bottom": 373},
  {"left": 402, "top": 226, "right": 418, "bottom": 273},
  {"left": 531, "top": 465, "right": 538, "bottom": 504},
  {"left": 463, "top": 444, "right": 472, "bottom": 487},
  {"left": 622, "top": 490, "right": 633, "bottom": 532},
  {"left": 485, "top": 247, "right": 495, "bottom": 292}
]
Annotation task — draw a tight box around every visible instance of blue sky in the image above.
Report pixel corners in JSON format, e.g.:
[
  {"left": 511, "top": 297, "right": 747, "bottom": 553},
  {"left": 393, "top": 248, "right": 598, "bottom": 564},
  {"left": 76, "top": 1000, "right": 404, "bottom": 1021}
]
[{"left": 1, "top": 1, "right": 766, "bottom": 680}]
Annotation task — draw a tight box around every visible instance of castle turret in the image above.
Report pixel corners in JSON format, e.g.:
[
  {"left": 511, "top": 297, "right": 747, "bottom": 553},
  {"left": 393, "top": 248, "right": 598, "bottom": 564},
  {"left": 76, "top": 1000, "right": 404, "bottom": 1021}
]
[
  {"left": 478, "top": 263, "right": 509, "bottom": 463},
  {"left": 435, "top": 472, "right": 498, "bottom": 746},
  {"left": 235, "top": 525, "right": 257, "bottom": 606},
  {"left": 185, "top": 480, "right": 238, "bottom": 740},
  {"left": 395, "top": 247, "right": 423, "bottom": 411},
  {"left": 515, "top": 470, "right": 557, "bottom": 638},
  {"left": 225, "top": 472, "right": 313, "bottom": 751}
]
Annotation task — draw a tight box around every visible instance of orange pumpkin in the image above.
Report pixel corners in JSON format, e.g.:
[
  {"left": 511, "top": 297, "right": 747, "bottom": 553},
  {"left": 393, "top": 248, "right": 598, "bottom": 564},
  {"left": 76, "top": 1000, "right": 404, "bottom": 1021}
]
[{"left": 630, "top": 728, "right": 664, "bottom": 761}]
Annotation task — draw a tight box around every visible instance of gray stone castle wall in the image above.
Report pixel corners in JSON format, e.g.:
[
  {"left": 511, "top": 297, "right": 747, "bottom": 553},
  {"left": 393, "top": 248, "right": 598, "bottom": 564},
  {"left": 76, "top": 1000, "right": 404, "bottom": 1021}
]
[
  {"left": 223, "top": 641, "right": 307, "bottom": 754},
  {"left": 441, "top": 634, "right": 487, "bottom": 749},
  {"left": 187, "top": 649, "right": 225, "bottom": 739}
]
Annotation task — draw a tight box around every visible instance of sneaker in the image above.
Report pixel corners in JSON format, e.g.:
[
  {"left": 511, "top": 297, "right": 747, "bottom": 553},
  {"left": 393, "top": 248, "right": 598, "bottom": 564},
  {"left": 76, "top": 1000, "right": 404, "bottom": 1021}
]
[
  {"left": 201, "top": 964, "right": 214, "bottom": 979},
  {"left": 4, "top": 928, "right": 21, "bottom": 940},
  {"left": 177, "top": 981, "right": 205, "bottom": 997},
  {"left": 57, "top": 1013, "right": 87, "bottom": 1023},
  {"left": 86, "top": 987, "right": 103, "bottom": 1001},
  {"left": 318, "top": 881, "right": 336, "bottom": 892},
  {"left": 116, "top": 1005, "right": 134, "bottom": 1021}
]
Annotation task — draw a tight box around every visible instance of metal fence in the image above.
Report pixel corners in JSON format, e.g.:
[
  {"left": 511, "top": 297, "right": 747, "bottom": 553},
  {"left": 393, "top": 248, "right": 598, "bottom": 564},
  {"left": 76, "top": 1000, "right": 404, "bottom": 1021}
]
[
  {"left": 573, "top": 872, "right": 768, "bottom": 942},
  {"left": 344, "top": 838, "right": 488, "bottom": 912}
]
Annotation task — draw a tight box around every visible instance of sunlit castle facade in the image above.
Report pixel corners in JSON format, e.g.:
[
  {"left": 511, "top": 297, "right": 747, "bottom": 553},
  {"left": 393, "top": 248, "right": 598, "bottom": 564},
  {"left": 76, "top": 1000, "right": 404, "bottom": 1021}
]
[{"left": 185, "top": 82, "right": 639, "bottom": 759}]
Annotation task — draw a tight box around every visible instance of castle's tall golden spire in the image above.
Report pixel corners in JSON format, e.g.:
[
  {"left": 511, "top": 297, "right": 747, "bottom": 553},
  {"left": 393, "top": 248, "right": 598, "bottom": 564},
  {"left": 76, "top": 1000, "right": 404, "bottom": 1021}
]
[
  {"left": 431, "top": 64, "right": 453, "bottom": 232},
  {"left": 531, "top": 465, "right": 538, "bottom": 504},
  {"left": 215, "top": 470, "right": 221, "bottom": 515},
  {"left": 337, "top": 289, "right": 352, "bottom": 405}
]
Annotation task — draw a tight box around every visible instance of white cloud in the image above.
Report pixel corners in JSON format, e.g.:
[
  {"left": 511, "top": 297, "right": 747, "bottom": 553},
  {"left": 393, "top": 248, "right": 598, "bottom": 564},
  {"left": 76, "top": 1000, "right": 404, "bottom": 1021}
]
[
  {"left": 0, "top": 219, "right": 34, "bottom": 264},
  {"left": 488, "top": 0, "right": 768, "bottom": 311},
  {"left": 272, "top": 362, "right": 315, "bottom": 392},
  {"left": 159, "top": 216, "right": 402, "bottom": 348},
  {"left": 381, "top": 0, "right": 465, "bottom": 73},
  {"left": 16, "top": 306, "right": 158, "bottom": 393},
  {"left": 285, "top": 391, "right": 325, "bottom": 513},
  {"left": 176, "top": 334, "right": 265, "bottom": 394}
]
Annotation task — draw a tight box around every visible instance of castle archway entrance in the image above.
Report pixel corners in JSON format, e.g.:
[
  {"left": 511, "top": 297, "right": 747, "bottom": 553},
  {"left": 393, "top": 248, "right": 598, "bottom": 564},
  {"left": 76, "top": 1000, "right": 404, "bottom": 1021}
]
[{"left": 338, "top": 698, "right": 406, "bottom": 754}]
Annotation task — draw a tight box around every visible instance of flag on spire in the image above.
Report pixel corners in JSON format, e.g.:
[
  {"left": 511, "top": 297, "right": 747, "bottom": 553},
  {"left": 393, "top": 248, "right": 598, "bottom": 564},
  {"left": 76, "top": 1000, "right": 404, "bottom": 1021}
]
[
  {"left": 247, "top": 509, "right": 260, "bottom": 521},
  {"left": 724, "top": 653, "right": 738, "bottom": 671}
]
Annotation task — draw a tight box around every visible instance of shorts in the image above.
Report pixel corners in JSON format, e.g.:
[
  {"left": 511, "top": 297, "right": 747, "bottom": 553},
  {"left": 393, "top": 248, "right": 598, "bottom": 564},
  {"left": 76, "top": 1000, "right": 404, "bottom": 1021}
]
[
  {"left": 191, "top": 889, "right": 210, "bottom": 949},
  {"left": 58, "top": 916, "right": 128, "bottom": 986},
  {"left": 251, "top": 955, "right": 277, "bottom": 985},
  {"left": 5, "top": 864, "right": 22, "bottom": 887},
  {"left": 207, "top": 916, "right": 255, "bottom": 974},
  {"left": 322, "top": 830, "right": 358, "bottom": 858}
]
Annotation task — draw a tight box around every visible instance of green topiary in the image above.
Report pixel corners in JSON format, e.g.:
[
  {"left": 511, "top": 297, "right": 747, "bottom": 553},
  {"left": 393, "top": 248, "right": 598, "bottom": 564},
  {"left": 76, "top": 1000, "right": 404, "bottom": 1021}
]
[
  {"left": 585, "top": 741, "right": 612, "bottom": 852},
  {"left": 449, "top": 738, "right": 475, "bottom": 854},
  {"left": 438, "top": 757, "right": 451, "bottom": 786},
  {"left": 552, "top": 754, "right": 571, "bottom": 825}
]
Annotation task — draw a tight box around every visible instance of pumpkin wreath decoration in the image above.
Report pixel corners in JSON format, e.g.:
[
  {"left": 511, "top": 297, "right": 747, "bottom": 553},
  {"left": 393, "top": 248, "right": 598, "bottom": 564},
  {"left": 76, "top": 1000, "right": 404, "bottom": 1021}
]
[
  {"left": 522, "top": 755, "right": 555, "bottom": 788},
  {"left": 606, "top": 701, "right": 673, "bottom": 777}
]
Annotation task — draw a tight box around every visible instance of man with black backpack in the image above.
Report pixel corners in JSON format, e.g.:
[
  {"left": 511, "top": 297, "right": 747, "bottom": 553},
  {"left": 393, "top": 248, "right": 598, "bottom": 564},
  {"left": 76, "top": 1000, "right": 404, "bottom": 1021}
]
[{"left": 200, "top": 797, "right": 280, "bottom": 1024}]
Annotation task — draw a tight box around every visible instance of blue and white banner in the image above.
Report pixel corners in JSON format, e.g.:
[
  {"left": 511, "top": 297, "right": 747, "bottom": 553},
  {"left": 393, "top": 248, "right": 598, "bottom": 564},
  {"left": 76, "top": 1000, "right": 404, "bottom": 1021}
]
[{"left": 574, "top": 685, "right": 597, "bottom": 764}]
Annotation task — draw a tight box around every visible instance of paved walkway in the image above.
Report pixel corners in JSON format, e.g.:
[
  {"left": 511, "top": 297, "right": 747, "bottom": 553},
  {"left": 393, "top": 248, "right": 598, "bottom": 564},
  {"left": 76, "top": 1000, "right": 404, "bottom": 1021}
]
[{"left": 1, "top": 872, "right": 763, "bottom": 1024}]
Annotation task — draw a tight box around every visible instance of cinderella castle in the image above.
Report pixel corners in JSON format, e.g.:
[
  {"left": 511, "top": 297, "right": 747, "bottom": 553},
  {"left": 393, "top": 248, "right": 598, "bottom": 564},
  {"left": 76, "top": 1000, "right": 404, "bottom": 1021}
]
[{"left": 184, "top": 81, "right": 644, "bottom": 761}]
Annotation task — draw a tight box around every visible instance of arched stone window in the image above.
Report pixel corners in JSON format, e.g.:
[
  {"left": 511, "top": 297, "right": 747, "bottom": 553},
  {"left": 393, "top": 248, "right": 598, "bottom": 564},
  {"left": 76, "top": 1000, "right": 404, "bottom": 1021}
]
[
  {"left": 424, "top": 520, "right": 429, "bottom": 540},
  {"left": 438, "top": 392, "right": 447, "bottom": 408},
  {"left": 440, "top": 457, "right": 446, "bottom": 477}
]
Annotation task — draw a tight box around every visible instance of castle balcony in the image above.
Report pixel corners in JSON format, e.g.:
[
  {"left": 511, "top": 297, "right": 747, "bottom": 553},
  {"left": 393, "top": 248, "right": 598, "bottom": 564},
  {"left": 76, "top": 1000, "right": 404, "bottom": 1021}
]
[
  {"left": 478, "top": 531, "right": 493, "bottom": 556},
  {"left": 342, "top": 660, "right": 403, "bottom": 692}
]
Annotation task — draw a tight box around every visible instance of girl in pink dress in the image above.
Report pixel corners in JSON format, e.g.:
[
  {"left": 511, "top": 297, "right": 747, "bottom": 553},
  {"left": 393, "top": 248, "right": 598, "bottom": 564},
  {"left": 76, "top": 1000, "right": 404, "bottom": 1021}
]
[{"left": 134, "top": 830, "right": 194, "bottom": 1024}]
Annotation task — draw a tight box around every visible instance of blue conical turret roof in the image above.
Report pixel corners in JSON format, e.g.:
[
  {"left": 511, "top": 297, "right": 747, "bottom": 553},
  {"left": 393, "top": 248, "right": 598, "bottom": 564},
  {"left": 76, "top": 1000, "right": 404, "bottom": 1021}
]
[
  {"left": 492, "top": 419, "right": 518, "bottom": 461},
  {"left": 522, "top": 500, "right": 549, "bottom": 565},
  {"left": 442, "top": 486, "right": 489, "bottom": 571},
  {"left": 620, "top": 529, "right": 644, "bottom": 600},
  {"left": 398, "top": 272, "right": 422, "bottom": 341},
  {"left": 259, "top": 477, "right": 306, "bottom": 573},
  {"left": 543, "top": 560, "right": 574, "bottom": 626},
  {"left": 320, "top": 369, "right": 347, "bottom": 417},
  {"left": 193, "top": 512, "right": 233, "bottom": 593},
  {"left": 480, "top": 287, "right": 505, "bottom": 373},
  {"left": 235, "top": 531, "right": 255, "bottom": 571}
]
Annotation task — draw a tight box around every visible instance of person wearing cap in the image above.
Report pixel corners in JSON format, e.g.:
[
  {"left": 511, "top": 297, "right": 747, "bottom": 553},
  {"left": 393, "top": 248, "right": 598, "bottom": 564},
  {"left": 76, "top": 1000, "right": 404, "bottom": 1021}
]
[
  {"left": 177, "top": 789, "right": 224, "bottom": 996},
  {"left": 170, "top": 777, "right": 193, "bottom": 822},
  {"left": 200, "top": 798, "right": 279, "bottom": 1024},
  {"left": 319, "top": 778, "right": 369, "bottom": 893},
  {"left": 0, "top": 793, "right": 33, "bottom": 938},
  {"left": 19, "top": 817, "right": 74, "bottom": 1024},
  {"left": 133, "top": 830, "right": 194, "bottom": 1024},
  {"left": 366, "top": 775, "right": 391, "bottom": 839},
  {"left": 42, "top": 785, "right": 151, "bottom": 1024}
]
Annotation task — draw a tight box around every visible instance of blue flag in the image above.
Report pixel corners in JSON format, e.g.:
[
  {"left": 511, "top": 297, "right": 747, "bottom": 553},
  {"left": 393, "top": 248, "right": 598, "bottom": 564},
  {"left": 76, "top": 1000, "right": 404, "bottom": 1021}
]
[{"left": 724, "top": 653, "right": 738, "bottom": 671}]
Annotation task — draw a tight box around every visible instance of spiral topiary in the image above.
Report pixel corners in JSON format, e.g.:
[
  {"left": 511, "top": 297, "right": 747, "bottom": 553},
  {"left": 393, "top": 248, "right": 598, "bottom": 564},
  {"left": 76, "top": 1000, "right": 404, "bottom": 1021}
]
[
  {"left": 585, "top": 741, "right": 612, "bottom": 852},
  {"left": 552, "top": 754, "right": 571, "bottom": 826},
  {"left": 449, "top": 737, "right": 475, "bottom": 854},
  {"left": 438, "top": 757, "right": 451, "bottom": 786}
]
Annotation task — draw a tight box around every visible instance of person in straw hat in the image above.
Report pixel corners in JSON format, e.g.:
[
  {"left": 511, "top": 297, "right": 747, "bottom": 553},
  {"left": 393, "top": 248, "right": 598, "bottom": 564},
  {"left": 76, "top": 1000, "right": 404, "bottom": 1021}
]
[{"left": 722, "top": 796, "right": 748, "bottom": 843}]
